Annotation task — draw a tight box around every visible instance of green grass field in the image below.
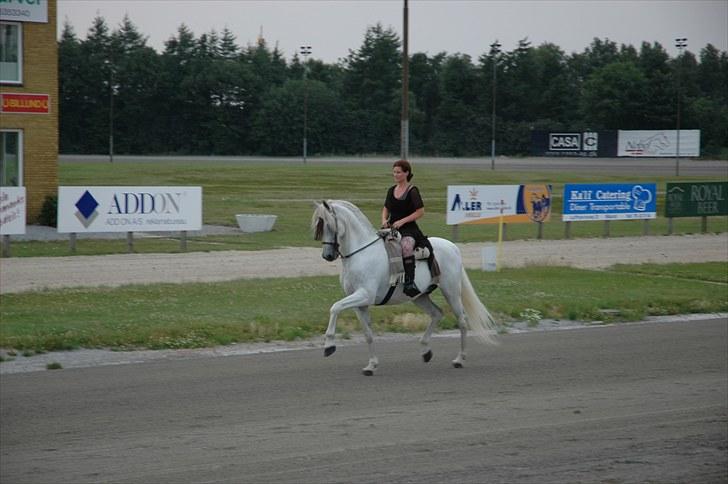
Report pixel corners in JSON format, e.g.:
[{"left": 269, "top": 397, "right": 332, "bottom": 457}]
[
  {"left": 1, "top": 262, "right": 726, "bottom": 353},
  {"left": 6, "top": 159, "right": 727, "bottom": 256}
]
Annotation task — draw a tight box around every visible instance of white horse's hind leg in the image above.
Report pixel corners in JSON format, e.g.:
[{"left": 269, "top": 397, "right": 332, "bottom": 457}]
[
  {"left": 441, "top": 292, "right": 468, "bottom": 368},
  {"left": 412, "top": 296, "right": 443, "bottom": 363},
  {"left": 354, "top": 307, "right": 378, "bottom": 375}
]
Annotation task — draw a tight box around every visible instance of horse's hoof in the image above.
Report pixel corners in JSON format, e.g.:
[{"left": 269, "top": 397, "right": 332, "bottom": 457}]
[
  {"left": 422, "top": 350, "right": 433, "bottom": 363},
  {"left": 324, "top": 346, "right": 336, "bottom": 357},
  {"left": 453, "top": 362, "right": 463, "bottom": 369},
  {"left": 362, "top": 369, "right": 374, "bottom": 376}
]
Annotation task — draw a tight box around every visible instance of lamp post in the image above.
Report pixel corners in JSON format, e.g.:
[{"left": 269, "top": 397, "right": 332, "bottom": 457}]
[
  {"left": 105, "top": 58, "right": 114, "bottom": 163},
  {"left": 300, "top": 45, "right": 312, "bottom": 164},
  {"left": 674, "top": 37, "right": 687, "bottom": 176},
  {"left": 489, "top": 40, "right": 501, "bottom": 170}
]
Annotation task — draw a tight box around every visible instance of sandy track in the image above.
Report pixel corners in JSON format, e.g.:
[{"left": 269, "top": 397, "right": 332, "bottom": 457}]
[{"left": 1, "top": 234, "right": 726, "bottom": 294}]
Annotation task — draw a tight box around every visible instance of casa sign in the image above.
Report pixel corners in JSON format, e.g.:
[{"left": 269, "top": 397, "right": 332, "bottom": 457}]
[{"left": 0, "top": 0, "right": 48, "bottom": 23}]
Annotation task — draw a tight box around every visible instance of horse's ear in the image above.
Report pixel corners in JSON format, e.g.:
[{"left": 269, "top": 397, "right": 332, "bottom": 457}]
[{"left": 322, "top": 200, "right": 331, "bottom": 211}]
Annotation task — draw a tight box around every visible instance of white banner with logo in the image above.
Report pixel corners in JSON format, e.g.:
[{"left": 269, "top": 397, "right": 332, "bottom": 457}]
[
  {"left": 618, "top": 130, "right": 700, "bottom": 157},
  {"left": 0, "top": 187, "right": 26, "bottom": 235},
  {"left": 58, "top": 187, "right": 202, "bottom": 233},
  {"left": 0, "top": 0, "right": 48, "bottom": 23},
  {"left": 446, "top": 185, "right": 552, "bottom": 225}
]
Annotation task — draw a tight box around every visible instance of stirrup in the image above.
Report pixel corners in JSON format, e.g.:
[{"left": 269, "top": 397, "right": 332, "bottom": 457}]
[{"left": 403, "top": 282, "right": 420, "bottom": 297}]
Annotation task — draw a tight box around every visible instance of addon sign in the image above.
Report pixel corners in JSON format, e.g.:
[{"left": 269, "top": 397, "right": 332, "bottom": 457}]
[{"left": 58, "top": 186, "right": 203, "bottom": 233}]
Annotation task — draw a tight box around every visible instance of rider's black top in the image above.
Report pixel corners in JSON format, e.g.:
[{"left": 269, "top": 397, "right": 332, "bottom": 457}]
[{"left": 385, "top": 185, "right": 427, "bottom": 247}]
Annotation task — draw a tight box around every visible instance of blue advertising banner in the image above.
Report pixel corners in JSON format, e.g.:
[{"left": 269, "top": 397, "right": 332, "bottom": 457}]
[{"left": 563, "top": 183, "right": 657, "bottom": 221}]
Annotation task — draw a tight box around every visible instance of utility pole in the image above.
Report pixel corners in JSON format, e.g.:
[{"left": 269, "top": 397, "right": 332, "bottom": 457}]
[{"left": 400, "top": 0, "right": 409, "bottom": 161}]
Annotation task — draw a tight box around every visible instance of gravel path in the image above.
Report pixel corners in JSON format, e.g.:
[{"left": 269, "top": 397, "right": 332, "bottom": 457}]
[{"left": 1, "top": 233, "right": 726, "bottom": 294}]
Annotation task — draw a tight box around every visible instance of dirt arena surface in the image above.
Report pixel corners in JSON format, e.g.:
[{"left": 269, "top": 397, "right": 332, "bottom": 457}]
[{"left": 1, "top": 233, "right": 726, "bottom": 294}]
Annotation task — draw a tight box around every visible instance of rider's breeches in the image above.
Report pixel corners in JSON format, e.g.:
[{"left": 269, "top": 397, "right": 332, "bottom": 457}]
[{"left": 401, "top": 236, "right": 415, "bottom": 257}]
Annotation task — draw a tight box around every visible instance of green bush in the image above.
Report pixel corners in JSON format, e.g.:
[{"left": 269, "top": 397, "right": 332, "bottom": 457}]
[{"left": 38, "top": 195, "right": 57, "bottom": 227}]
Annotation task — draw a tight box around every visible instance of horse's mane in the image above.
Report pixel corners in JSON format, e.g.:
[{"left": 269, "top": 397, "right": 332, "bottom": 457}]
[{"left": 311, "top": 200, "right": 375, "bottom": 239}]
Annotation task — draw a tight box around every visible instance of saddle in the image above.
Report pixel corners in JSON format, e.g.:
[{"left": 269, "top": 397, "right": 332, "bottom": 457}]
[{"left": 377, "top": 230, "right": 441, "bottom": 287}]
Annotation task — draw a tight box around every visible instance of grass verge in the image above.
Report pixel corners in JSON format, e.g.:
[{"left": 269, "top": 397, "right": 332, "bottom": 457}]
[
  {"left": 1, "top": 262, "right": 725, "bottom": 353},
  {"left": 3, "top": 160, "right": 727, "bottom": 257}
]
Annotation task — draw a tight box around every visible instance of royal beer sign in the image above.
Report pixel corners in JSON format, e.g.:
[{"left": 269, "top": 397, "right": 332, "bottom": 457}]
[{"left": 0, "top": 93, "right": 50, "bottom": 114}]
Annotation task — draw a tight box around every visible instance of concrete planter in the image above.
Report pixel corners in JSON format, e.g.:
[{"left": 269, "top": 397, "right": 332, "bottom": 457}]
[{"left": 235, "top": 214, "right": 277, "bottom": 233}]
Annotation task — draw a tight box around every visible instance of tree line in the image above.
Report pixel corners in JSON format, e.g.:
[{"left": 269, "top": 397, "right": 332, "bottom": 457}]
[{"left": 58, "top": 15, "right": 728, "bottom": 157}]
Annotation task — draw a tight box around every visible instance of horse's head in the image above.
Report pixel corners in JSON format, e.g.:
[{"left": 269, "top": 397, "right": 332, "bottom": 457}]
[{"left": 312, "top": 200, "right": 345, "bottom": 261}]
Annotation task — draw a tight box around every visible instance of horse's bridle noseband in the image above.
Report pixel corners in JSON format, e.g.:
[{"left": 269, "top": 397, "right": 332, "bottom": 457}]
[{"left": 319, "top": 206, "right": 380, "bottom": 260}]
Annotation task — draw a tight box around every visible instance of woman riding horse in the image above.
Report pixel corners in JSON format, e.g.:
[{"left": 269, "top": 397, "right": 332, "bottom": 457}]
[{"left": 381, "top": 159, "right": 426, "bottom": 297}]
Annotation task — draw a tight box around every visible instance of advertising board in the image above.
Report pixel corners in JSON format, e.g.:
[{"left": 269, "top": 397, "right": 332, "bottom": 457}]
[
  {"left": 562, "top": 183, "right": 657, "bottom": 221},
  {"left": 618, "top": 130, "right": 700, "bottom": 157},
  {"left": 0, "top": 187, "right": 26, "bottom": 235},
  {"left": 530, "top": 130, "right": 617, "bottom": 157},
  {"left": 0, "top": 0, "right": 48, "bottom": 23},
  {"left": 58, "top": 187, "right": 202, "bottom": 233},
  {"left": 665, "top": 182, "right": 727, "bottom": 217},
  {"left": 446, "top": 185, "right": 552, "bottom": 225},
  {"left": 0, "top": 93, "right": 50, "bottom": 114}
]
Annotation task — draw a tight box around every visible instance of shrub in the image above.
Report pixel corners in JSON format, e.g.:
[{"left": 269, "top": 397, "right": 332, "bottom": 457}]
[{"left": 38, "top": 195, "right": 57, "bottom": 227}]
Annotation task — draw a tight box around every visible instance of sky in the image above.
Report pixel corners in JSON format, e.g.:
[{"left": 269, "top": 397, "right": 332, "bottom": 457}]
[{"left": 57, "top": 0, "right": 728, "bottom": 62}]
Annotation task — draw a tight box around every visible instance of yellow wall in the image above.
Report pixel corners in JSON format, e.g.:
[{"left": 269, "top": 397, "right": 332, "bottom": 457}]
[{"left": 0, "top": 0, "right": 59, "bottom": 223}]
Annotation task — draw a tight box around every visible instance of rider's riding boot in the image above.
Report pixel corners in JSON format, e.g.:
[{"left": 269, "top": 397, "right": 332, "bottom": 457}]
[{"left": 403, "top": 256, "right": 420, "bottom": 297}]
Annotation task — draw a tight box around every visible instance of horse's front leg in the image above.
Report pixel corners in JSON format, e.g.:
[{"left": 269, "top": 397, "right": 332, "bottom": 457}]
[
  {"left": 354, "top": 307, "right": 378, "bottom": 375},
  {"left": 324, "top": 288, "right": 373, "bottom": 357}
]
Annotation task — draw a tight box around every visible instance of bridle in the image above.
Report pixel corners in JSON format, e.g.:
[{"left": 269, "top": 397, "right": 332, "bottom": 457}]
[{"left": 319, "top": 205, "right": 381, "bottom": 260}]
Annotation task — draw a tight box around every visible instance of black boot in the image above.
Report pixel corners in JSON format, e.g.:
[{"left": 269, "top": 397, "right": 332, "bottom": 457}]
[{"left": 402, "top": 256, "right": 420, "bottom": 297}]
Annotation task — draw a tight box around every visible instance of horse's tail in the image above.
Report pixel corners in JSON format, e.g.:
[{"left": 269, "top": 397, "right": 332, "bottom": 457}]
[{"left": 460, "top": 267, "right": 499, "bottom": 345}]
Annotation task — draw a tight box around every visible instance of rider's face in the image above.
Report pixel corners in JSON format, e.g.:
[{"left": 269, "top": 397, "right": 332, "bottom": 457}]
[{"left": 392, "top": 167, "right": 408, "bottom": 183}]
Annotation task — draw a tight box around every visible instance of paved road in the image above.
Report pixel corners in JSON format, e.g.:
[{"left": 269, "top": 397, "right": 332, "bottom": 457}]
[
  {"left": 1, "top": 317, "right": 726, "bottom": 483},
  {"left": 60, "top": 154, "right": 728, "bottom": 176}
]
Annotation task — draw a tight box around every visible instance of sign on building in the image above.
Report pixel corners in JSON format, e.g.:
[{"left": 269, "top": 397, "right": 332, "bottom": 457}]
[
  {"left": 447, "top": 185, "right": 552, "bottom": 225},
  {"left": 618, "top": 130, "right": 700, "bottom": 157},
  {"left": 0, "top": 0, "right": 48, "bottom": 23},
  {"left": 0, "top": 187, "right": 26, "bottom": 235},
  {"left": 531, "top": 131, "right": 617, "bottom": 157},
  {"left": 562, "top": 183, "right": 657, "bottom": 221},
  {"left": 0, "top": 93, "right": 50, "bottom": 114},
  {"left": 57, "top": 187, "right": 203, "bottom": 233},
  {"left": 665, "top": 182, "right": 727, "bottom": 217}
]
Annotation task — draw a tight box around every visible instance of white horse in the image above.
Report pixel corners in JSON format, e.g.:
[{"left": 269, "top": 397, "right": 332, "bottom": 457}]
[{"left": 312, "top": 200, "right": 498, "bottom": 375}]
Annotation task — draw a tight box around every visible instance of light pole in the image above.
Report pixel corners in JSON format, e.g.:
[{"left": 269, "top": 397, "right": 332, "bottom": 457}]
[
  {"left": 300, "top": 45, "right": 312, "bottom": 164},
  {"left": 105, "top": 58, "right": 114, "bottom": 163},
  {"left": 674, "top": 37, "right": 687, "bottom": 176},
  {"left": 489, "top": 40, "right": 501, "bottom": 170}
]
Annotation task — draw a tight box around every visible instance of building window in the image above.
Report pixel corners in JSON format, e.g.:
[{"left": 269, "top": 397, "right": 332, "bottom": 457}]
[
  {"left": 0, "top": 22, "right": 22, "bottom": 84},
  {"left": 0, "top": 130, "right": 22, "bottom": 186}
]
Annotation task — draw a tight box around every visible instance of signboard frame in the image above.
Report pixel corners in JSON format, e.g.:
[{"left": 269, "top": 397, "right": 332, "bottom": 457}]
[
  {"left": 665, "top": 182, "right": 728, "bottom": 218},
  {"left": 57, "top": 186, "right": 203, "bottom": 233},
  {"left": 562, "top": 183, "right": 657, "bottom": 221},
  {"left": 0, "top": 186, "right": 26, "bottom": 235},
  {"left": 446, "top": 184, "right": 552, "bottom": 225}
]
